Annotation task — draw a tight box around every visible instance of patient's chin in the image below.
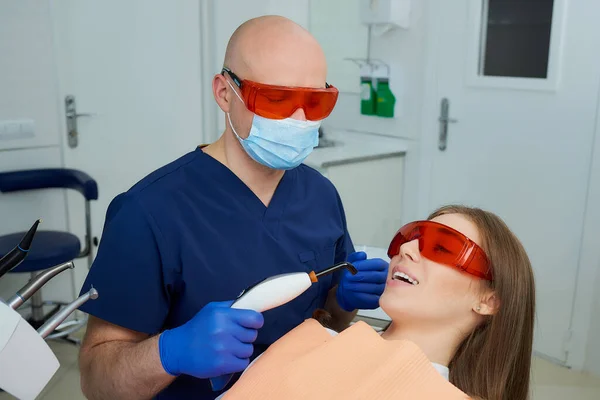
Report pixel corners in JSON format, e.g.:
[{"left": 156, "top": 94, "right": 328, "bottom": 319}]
[{"left": 379, "top": 290, "right": 417, "bottom": 320}]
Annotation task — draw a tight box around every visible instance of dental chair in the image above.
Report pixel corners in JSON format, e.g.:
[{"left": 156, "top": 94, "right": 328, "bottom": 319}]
[{"left": 0, "top": 168, "right": 98, "bottom": 342}]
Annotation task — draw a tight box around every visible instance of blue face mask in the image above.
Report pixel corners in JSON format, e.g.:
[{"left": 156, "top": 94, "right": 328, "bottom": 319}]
[{"left": 226, "top": 81, "right": 321, "bottom": 170}]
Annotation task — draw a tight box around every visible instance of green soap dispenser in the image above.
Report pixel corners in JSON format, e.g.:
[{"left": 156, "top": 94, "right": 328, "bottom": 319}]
[
  {"left": 375, "top": 77, "right": 395, "bottom": 118},
  {"left": 371, "top": 64, "right": 395, "bottom": 118},
  {"left": 360, "top": 65, "right": 376, "bottom": 116}
]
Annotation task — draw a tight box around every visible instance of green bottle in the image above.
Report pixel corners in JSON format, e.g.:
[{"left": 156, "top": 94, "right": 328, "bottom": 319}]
[
  {"left": 360, "top": 66, "right": 376, "bottom": 116},
  {"left": 375, "top": 78, "right": 395, "bottom": 118}
]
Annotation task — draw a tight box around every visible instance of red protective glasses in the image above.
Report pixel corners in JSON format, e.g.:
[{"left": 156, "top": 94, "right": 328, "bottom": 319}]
[
  {"left": 222, "top": 67, "right": 339, "bottom": 121},
  {"left": 387, "top": 220, "right": 493, "bottom": 281}
]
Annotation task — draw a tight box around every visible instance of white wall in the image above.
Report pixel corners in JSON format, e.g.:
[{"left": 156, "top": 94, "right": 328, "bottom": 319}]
[
  {"left": 308, "top": 0, "right": 369, "bottom": 94},
  {"left": 0, "top": 0, "right": 62, "bottom": 150},
  {"left": 0, "top": 0, "right": 74, "bottom": 302},
  {"left": 584, "top": 260, "right": 600, "bottom": 375},
  {"left": 575, "top": 90, "right": 600, "bottom": 374}
]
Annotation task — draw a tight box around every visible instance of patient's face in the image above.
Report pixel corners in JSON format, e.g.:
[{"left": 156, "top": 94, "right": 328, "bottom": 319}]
[{"left": 379, "top": 213, "right": 485, "bottom": 329}]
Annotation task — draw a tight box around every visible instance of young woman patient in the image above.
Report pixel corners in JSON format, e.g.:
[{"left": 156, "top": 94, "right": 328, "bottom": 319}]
[{"left": 220, "top": 205, "right": 536, "bottom": 400}]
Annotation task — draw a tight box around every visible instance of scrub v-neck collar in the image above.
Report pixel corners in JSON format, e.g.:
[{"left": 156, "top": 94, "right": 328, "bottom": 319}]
[{"left": 195, "top": 146, "right": 295, "bottom": 238}]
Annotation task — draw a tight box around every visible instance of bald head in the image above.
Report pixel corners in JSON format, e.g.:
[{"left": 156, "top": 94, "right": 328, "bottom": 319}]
[{"left": 224, "top": 15, "right": 327, "bottom": 88}]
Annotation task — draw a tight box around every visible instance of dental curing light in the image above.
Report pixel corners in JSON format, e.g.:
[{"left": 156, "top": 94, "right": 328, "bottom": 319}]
[
  {"left": 210, "top": 261, "right": 357, "bottom": 391},
  {"left": 230, "top": 261, "right": 356, "bottom": 312}
]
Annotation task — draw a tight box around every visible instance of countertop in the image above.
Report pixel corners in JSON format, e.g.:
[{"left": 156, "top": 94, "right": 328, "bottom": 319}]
[{"left": 304, "top": 129, "right": 410, "bottom": 170}]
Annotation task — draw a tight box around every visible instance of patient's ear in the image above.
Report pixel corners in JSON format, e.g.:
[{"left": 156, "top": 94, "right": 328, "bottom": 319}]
[{"left": 474, "top": 292, "right": 500, "bottom": 316}]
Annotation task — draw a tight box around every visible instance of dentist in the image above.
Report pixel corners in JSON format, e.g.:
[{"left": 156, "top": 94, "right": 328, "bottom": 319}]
[{"left": 77, "top": 15, "right": 388, "bottom": 400}]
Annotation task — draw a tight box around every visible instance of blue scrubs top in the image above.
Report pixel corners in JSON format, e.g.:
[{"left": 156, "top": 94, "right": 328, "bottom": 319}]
[{"left": 79, "top": 147, "right": 354, "bottom": 400}]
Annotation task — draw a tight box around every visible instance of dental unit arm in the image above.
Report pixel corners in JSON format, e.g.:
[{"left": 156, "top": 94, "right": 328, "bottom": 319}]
[
  {"left": 0, "top": 285, "right": 99, "bottom": 400},
  {"left": 0, "top": 219, "right": 40, "bottom": 279},
  {"left": 210, "top": 261, "right": 357, "bottom": 391},
  {"left": 7, "top": 261, "right": 74, "bottom": 310},
  {"left": 37, "top": 287, "right": 98, "bottom": 338}
]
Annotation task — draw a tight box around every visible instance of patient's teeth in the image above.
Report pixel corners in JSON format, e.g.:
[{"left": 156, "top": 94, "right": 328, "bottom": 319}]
[{"left": 392, "top": 271, "right": 419, "bottom": 285}]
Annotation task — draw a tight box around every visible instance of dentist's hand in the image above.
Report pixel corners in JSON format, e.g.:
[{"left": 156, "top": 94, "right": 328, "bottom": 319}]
[
  {"left": 336, "top": 251, "right": 389, "bottom": 312},
  {"left": 158, "top": 300, "right": 264, "bottom": 379}
]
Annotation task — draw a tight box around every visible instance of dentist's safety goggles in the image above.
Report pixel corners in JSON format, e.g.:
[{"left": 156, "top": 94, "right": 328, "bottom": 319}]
[
  {"left": 222, "top": 67, "right": 339, "bottom": 121},
  {"left": 387, "top": 220, "right": 493, "bottom": 281}
]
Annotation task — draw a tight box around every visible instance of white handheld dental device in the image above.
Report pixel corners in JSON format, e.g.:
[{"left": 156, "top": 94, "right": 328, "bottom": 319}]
[
  {"left": 210, "top": 261, "right": 357, "bottom": 391},
  {"left": 231, "top": 261, "right": 357, "bottom": 312}
]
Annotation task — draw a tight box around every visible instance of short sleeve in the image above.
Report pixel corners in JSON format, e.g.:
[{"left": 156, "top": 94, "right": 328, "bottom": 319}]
[
  {"left": 331, "top": 190, "right": 355, "bottom": 286},
  {"left": 78, "top": 194, "right": 170, "bottom": 334}
]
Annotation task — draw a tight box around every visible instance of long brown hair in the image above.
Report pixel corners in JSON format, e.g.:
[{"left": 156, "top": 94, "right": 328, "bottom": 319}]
[{"left": 315, "top": 205, "right": 535, "bottom": 400}]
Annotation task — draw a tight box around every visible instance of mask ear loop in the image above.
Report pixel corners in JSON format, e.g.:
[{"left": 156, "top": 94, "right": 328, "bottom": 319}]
[
  {"left": 226, "top": 79, "right": 245, "bottom": 104},
  {"left": 226, "top": 113, "right": 244, "bottom": 142},
  {"left": 225, "top": 80, "right": 247, "bottom": 141}
]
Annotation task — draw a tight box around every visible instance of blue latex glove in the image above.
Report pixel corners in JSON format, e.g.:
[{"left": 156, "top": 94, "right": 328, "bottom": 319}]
[
  {"left": 159, "top": 300, "right": 264, "bottom": 379},
  {"left": 336, "top": 251, "right": 389, "bottom": 312}
]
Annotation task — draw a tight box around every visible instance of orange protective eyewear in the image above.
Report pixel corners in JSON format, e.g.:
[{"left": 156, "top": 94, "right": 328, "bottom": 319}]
[
  {"left": 222, "top": 67, "right": 339, "bottom": 121},
  {"left": 387, "top": 220, "right": 493, "bottom": 281}
]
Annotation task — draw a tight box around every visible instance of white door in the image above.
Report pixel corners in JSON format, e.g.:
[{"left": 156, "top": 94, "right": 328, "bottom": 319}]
[
  {"left": 49, "top": 0, "right": 207, "bottom": 292},
  {"left": 421, "top": 0, "right": 600, "bottom": 363}
]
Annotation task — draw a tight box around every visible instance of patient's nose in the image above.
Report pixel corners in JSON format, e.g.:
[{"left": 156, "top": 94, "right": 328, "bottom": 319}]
[{"left": 399, "top": 239, "right": 421, "bottom": 263}]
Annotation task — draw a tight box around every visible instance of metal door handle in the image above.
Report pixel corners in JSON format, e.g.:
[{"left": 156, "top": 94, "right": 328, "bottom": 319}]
[
  {"left": 438, "top": 98, "right": 457, "bottom": 151},
  {"left": 65, "top": 95, "right": 94, "bottom": 148},
  {"left": 66, "top": 111, "right": 92, "bottom": 118}
]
